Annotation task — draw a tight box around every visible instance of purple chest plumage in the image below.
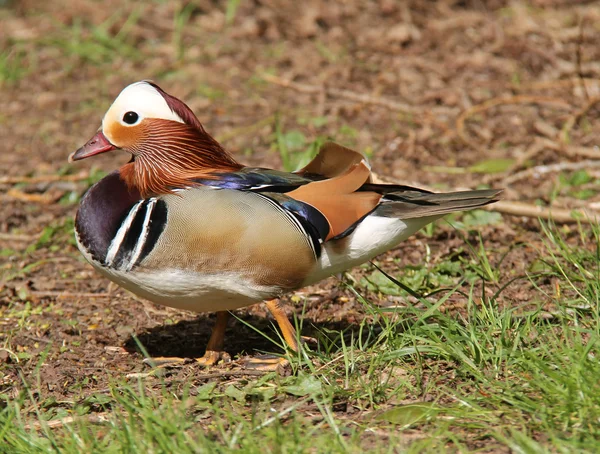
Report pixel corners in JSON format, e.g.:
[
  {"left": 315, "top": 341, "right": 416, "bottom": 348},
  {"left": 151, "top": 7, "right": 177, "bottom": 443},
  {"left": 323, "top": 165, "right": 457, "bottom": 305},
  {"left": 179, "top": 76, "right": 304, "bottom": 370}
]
[{"left": 75, "top": 171, "right": 167, "bottom": 269}]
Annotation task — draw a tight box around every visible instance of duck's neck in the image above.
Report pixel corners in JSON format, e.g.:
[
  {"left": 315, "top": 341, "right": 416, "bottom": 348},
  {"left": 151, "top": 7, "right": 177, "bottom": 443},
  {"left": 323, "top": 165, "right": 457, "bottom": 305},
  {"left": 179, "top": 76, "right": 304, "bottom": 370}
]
[{"left": 118, "top": 120, "right": 243, "bottom": 198}]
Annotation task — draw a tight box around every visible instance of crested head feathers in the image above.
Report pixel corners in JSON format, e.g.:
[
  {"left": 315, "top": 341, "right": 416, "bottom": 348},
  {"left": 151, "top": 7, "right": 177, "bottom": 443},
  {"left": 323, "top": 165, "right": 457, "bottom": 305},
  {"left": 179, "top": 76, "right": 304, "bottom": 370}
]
[{"left": 77, "top": 81, "right": 242, "bottom": 198}]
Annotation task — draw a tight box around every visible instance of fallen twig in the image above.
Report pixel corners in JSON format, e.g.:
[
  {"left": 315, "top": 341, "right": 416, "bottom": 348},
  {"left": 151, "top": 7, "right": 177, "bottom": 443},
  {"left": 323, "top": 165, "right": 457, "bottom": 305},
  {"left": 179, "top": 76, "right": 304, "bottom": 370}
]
[
  {"left": 0, "top": 172, "right": 90, "bottom": 185},
  {"left": 483, "top": 200, "right": 598, "bottom": 224},
  {"left": 261, "top": 73, "right": 419, "bottom": 114},
  {"left": 0, "top": 233, "right": 36, "bottom": 242},
  {"left": 24, "top": 414, "right": 110, "bottom": 431},
  {"left": 126, "top": 368, "right": 267, "bottom": 379},
  {"left": 191, "top": 369, "right": 267, "bottom": 379},
  {"left": 3, "top": 189, "right": 56, "bottom": 204},
  {"left": 484, "top": 138, "right": 600, "bottom": 184},
  {"left": 559, "top": 95, "right": 600, "bottom": 144},
  {"left": 561, "top": 146, "right": 600, "bottom": 160},
  {"left": 502, "top": 160, "right": 600, "bottom": 186},
  {"left": 19, "top": 334, "right": 53, "bottom": 344},
  {"left": 483, "top": 138, "right": 550, "bottom": 184},
  {"left": 456, "top": 95, "right": 571, "bottom": 148},
  {"left": 517, "top": 77, "right": 600, "bottom": 91},
  {"left": 28, "top": 291, "right": 114, "bottom": 300}
]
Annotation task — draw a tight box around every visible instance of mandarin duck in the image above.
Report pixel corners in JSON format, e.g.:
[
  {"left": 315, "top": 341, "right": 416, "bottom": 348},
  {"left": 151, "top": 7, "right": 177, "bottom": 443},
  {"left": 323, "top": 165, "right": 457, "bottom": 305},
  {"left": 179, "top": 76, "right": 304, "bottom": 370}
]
[{"left": 70, "top": 81, "right": 501, "bottom": 368}]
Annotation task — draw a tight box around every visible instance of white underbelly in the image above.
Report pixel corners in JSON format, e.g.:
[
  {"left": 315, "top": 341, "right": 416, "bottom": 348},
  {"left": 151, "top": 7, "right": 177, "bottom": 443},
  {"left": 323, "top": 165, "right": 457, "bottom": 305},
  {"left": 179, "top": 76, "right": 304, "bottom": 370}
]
[
  {"left": 76, "top": 234, "right": 279, "bottom": 312},
  {"left": 93, "top": 264, "right": 279, "bottom": 312}
]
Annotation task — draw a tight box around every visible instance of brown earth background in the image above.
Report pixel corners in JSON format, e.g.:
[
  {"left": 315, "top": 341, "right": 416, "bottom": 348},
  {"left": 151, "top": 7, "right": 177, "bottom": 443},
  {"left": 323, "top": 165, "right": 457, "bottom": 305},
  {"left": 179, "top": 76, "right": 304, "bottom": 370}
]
[{"left": 1, "top": 0, "right": 600, "bottom": 449}]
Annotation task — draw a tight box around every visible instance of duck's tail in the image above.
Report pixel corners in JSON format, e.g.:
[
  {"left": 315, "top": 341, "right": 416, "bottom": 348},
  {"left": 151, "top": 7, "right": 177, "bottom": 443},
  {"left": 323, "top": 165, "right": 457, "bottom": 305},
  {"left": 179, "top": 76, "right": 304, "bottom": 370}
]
[{"left": 372, "top": 188, "right": 502, "bottom": 219}]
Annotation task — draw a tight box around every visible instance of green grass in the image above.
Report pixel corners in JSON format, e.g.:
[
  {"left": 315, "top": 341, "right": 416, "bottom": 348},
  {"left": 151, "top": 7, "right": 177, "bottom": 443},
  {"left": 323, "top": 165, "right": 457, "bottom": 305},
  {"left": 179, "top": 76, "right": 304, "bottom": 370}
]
[
  {"left": 2, "top": 221, "right": 599, "bottom": 452},
  {"left": 0, "top": 47, "right": 29, "bottom": 86},
  {"left": 272, "top": 117, "right": 361, "bottom": 172},
  {"left": 41, "top": 8, "right": 143, "bottom": 67}
]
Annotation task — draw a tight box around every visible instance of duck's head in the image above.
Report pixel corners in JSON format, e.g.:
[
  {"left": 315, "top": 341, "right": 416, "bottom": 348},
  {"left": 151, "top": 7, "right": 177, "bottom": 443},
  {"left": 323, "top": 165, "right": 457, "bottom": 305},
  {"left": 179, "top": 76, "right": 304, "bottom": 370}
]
[{"left": 70, "top": 81, "right": 241, "bottom": 197}]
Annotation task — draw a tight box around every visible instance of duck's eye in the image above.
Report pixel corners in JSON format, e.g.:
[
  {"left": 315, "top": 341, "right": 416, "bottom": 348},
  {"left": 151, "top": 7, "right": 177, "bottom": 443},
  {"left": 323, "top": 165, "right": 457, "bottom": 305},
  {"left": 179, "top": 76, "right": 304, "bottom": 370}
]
[{"left": 122, "top": 111, "right": 139, "bottom": 125}]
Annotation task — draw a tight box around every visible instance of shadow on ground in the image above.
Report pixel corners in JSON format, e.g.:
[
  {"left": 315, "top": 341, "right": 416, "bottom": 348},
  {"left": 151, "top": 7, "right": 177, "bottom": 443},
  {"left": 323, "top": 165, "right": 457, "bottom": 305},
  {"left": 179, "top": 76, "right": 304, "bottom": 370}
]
[{"left": 124, "top": 313, "right": 384, "bottom": 360}]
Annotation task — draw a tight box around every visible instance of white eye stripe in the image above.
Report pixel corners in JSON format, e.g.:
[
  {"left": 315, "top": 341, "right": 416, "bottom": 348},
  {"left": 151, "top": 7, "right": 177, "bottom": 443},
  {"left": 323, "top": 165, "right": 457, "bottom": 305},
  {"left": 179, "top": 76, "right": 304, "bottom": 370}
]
[{"left": 106, "top": 82, "right": 185, "bottom": 126}]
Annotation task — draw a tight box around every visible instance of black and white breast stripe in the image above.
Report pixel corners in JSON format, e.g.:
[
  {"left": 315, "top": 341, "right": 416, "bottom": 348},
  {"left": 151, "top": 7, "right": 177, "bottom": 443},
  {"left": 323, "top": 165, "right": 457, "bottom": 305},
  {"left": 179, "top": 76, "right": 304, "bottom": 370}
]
[
  {"left": 253, "top": 193, "right": 321, "bottom": 260},
  {"left": 104, "top": 198, "right": 167, "bottom": 270}
]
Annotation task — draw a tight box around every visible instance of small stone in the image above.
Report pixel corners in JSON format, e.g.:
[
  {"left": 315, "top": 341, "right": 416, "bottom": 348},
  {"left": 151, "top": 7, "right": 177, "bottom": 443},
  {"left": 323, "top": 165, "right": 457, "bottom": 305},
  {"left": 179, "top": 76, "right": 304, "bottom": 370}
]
[
  {"left": 386, "top": 24, "right": 421, "bottom": 44},
  {"left": 0, "top": 350, "right": 10, "bottom": 363}
]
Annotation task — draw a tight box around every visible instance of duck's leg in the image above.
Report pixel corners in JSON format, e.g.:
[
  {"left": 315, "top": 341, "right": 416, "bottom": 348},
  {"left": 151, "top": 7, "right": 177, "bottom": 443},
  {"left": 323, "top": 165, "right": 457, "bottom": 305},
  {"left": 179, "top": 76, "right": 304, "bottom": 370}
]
[
  {"left": 144, "top": 311, "right": 231, "bottom": 367},
  {"left": 266, "top": 299, "right": 318, "bottom": 347},
  {"left": 266, "top": 299, "right": 300, "bottom": 352},
  {"left": 195, "top": 311, "right": 231, "bottom": 366},
  {"left": 241, "top": 299, "right": 303, "bottom": 372}
]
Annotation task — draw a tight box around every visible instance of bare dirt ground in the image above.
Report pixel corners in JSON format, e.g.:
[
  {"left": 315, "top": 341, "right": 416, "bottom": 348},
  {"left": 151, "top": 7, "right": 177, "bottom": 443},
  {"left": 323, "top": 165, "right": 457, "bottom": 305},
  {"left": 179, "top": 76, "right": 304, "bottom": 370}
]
[{"left": 1, "top": 0, "right": 600, "bottom": 449}]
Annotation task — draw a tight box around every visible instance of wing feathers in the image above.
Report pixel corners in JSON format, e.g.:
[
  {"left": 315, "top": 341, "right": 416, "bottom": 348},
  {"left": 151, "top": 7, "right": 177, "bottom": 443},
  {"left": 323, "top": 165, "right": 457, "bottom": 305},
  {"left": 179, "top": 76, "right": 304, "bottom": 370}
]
[
  {"left": 196, "top": 141, "right": 501, "bottom": 243},
  {"left": 288, "top": 161, "right": 381, "bottom": 239},
  {"left": 297, "top": 142, "right": 370, "bottom": 180}
]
